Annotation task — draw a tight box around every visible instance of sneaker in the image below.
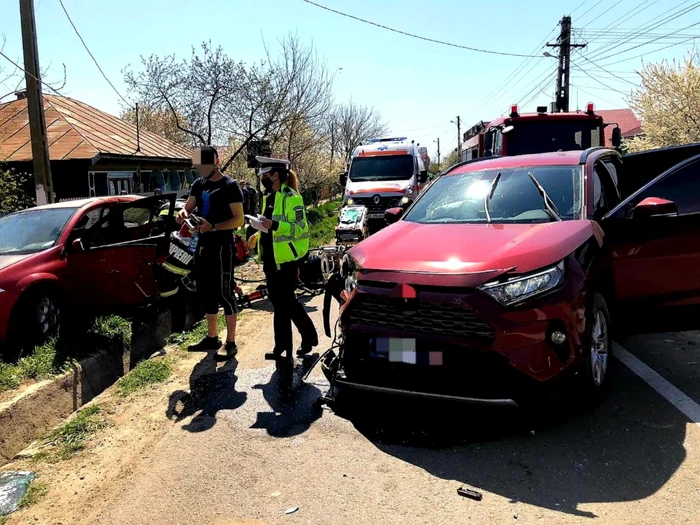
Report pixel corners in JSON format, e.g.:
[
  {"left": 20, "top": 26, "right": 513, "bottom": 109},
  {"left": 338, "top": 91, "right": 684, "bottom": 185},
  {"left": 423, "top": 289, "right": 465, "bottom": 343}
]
[
  {"left": 220, "top": 341, "right": 238, "bottom": 358},
  {"left": 188, "top": 335, "right": 221, "bottom": 352}
]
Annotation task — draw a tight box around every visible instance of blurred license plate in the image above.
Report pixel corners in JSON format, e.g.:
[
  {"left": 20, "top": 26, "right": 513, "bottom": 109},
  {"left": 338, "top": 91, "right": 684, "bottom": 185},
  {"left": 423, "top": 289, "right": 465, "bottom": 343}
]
[
  {"left": 373, "top": 338, "right": 443, "bottom": 365},
  {"left": 368, "top": 213, "right": 384, "bottom": 219}
]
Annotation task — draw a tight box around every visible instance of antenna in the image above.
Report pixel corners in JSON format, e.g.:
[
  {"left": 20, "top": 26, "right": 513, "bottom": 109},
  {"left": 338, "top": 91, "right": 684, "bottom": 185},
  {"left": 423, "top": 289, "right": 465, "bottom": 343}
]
[{"left": 135, "top": 102, "right": 141, "bottom": 152}]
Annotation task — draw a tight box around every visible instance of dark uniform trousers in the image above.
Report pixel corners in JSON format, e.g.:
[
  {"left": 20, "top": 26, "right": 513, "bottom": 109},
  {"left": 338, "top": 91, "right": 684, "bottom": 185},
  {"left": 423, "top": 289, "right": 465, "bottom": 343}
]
[{"left": 264, "top": 261, "right": 317, "bottom": 353}]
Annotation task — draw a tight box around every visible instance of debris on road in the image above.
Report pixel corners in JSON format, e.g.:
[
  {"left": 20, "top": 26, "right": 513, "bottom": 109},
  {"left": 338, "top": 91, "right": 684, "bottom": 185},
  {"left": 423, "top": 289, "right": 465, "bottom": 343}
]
[
  {"left": 270, "top": 491, "right": 281, "bottom": 497},
  {"left": 285, "top": 506, "right": 299, "bottom": 514},
  {"left": 457, "top": 486, "right": 483, "bottom": 501},
  {"left": 0, "top": 471, "right": 35, "bottom": 516}
]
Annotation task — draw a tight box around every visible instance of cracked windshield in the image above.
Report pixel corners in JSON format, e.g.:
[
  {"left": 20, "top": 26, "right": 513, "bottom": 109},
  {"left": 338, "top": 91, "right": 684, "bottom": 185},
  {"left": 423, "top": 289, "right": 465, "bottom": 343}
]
[{"left": 1, "top": 1, "right": 700, "bottom": 524}]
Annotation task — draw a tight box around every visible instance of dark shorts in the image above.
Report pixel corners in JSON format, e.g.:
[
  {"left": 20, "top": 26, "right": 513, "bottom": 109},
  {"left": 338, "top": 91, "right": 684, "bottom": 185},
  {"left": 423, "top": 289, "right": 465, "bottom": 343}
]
[{"left": 195, "top": 231, "right": 239, "bottom": 316}]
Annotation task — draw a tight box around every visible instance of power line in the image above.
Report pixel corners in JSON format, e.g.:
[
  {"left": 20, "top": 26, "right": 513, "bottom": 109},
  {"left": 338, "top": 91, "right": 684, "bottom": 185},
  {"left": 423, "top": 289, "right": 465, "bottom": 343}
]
[
  {"left": 0, "top": 48, "right": 65, "bottom": 97},
  {"left": 571, "top": 62, "right": 630, "bottom": 95},
  {"left": 599, "top": 36, "right": 697, "bottom": 67},
  {"left": 584, "top": 2, "right": 700, "bottom": 62},
  {"left": 576, "top": 53, "right": 640, "bottom": 86},
  {"left": 474, "top": 25, "right": 559, "bottom": 115},
  {"left": 300, "top": 0, "right": 546, "bottom": 58},
  {"left": 582, "top": 0, "right": 658, "bottom": 43},
  {"left": 58, "top": 0, "right": 131, "bottom": 107},
  {"left": 588, "top": 18, "right": 700, "bottom": 64},
  {"left": 570, "top": 0, "right": 594, "bottom": 18},
  {"left": 573, "top": 84, "right": 620, "bottom": 106}
]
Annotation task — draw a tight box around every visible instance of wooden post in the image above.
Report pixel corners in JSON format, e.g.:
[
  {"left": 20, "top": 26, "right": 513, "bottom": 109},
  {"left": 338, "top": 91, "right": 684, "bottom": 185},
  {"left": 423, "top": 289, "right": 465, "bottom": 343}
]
[{"left": 19, "top": 0, "right": 54, "bottom": 204}]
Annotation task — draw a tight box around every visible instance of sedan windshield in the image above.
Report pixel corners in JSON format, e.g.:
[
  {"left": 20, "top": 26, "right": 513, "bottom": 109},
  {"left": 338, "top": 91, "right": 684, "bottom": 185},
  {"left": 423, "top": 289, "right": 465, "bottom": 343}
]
[
  {"left": 0, "top": 208, "right": 78, "bottom": 255},
  {"left": 349, "top": 155, "right": 413, "bottom": 182},
  {"left": 403, "top": 166, "right": 582, "bottom": 224}
]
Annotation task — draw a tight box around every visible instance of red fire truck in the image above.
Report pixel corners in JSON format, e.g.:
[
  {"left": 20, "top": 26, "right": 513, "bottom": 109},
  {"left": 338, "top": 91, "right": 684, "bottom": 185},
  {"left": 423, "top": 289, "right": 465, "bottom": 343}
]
[{"left": 460, "top": 103, "right": 622, "bottom": 162}]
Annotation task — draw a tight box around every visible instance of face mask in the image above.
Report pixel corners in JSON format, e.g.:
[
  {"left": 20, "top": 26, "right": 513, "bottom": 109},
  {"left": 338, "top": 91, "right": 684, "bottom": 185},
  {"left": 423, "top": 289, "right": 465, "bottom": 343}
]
[{"left": 261, "top": 176, "right": 273, "bottom": 191}]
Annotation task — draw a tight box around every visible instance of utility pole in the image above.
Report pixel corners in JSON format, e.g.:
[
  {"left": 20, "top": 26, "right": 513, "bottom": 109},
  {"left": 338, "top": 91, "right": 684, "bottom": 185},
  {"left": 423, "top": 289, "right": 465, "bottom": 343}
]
[
  {"left": 456, "top": 116, "right": 461, "bottom": 160},
  {"left": 19, "top": 0, "right": 54, "bottom": 205},
  {"left": 546, "top": 16, "right": 586, "bottom": 113},
  {"left": 434, "top": 137, "right": 441, "bottom": 167}
]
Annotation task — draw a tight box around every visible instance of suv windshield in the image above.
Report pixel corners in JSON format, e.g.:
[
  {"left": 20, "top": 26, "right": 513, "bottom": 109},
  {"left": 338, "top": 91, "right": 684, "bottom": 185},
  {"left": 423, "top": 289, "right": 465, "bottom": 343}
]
[
  {"left": 0, "top": 208, "right": 78, "bottom": 255},
  {"left": 505, "top": 120, "right": 601, "bottom": 156},
  {"left": 349, "top": 155, "right": 413, "bottom": 182},
  {"left": 403, "top": 165, "right": 582, "bottom": 224}
]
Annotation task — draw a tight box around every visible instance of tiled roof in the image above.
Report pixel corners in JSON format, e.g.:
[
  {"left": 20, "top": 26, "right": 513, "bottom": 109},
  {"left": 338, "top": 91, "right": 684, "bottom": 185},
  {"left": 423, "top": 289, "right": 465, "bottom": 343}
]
[
  {"left": 596, "top": 109, "right": 642, "bottom": 146},
  {"left": 0, "top": 94, "right": 192, "bottom": 162}
]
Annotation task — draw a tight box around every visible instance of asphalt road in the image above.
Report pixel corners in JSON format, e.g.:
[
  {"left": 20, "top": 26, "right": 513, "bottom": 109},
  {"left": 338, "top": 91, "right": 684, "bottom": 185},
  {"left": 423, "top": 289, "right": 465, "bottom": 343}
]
[{"left": 89, "top": 295, "right": 700, "bottom": 525}]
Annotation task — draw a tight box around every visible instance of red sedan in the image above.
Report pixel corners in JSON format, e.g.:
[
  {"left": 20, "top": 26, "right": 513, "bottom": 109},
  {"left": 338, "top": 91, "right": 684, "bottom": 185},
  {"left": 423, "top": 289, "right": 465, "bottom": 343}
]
[
  {"left": 324, "top": 145, "right": 700, "bottom": 407},
  {"left": 0, "top": 194, "right": 175, "bottom": 354}
]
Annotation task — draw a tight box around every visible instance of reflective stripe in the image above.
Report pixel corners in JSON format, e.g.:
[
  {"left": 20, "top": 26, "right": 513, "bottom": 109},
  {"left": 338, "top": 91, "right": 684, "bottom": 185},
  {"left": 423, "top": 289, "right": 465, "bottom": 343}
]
[
  {"left": 273, "top": 232, "right": 309, "bottom": 243},
  {"left": 162, "top": 261, "right": 191, "bottom": 276},
  {"left": 160, "top": 287, "right": 179, "bottom": 298},
  {"left": 271, "top": 214, "right": 286, "bottom": 221}
]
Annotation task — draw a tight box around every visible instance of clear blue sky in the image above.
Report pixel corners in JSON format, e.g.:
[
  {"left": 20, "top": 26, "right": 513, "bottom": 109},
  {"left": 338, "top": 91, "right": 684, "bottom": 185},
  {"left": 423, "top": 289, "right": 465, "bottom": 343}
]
[{"left": 1, "top": 0, "right": 698, "bottom": 160}]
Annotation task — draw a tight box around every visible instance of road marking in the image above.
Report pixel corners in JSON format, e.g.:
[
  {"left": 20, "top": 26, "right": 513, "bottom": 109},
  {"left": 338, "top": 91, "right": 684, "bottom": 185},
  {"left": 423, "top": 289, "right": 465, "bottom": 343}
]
[{"left": 614, "top": 343, "right": 700, "bottom": 427}]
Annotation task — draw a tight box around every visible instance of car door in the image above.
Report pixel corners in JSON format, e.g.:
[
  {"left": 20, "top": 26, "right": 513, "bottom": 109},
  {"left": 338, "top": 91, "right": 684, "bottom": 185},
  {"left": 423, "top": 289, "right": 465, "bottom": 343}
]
[
  {"left": 68, "top": 195, "right": 175, "bottom": 311},
  {"left": 602, "top": 155, "right": 700, "bottom": 327}
]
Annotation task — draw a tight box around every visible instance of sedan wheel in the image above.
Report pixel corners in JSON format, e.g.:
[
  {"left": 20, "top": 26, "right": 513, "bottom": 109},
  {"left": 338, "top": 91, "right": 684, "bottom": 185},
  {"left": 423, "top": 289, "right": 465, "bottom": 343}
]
[{"left": 35, "top": 293, "right": 60, "bottom": 338}]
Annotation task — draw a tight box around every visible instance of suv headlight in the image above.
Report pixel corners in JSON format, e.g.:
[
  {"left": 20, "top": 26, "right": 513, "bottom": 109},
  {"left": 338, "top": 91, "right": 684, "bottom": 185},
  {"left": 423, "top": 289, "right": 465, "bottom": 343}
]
[{"left": 478, "top": 261, "right": 565, "bottom": 306}]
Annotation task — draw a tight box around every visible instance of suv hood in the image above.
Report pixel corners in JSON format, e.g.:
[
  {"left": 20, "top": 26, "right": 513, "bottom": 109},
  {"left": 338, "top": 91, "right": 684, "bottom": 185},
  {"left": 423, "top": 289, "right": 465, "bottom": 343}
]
[
  {"left": 346, "top": 179, "right": 411, "bottom": 196},
  {"left": 351, "top": 220, "right": 598, "bottom": 283}
]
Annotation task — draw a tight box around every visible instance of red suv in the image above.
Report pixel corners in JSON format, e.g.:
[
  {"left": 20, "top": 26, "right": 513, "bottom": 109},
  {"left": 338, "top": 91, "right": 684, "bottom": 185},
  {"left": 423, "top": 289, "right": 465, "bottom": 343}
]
[
  {"left": 0, "top": 194, "right": 175, "bottom": 353},
  {"left": 324, "top": 145, "right": 700, "bottom": 407}
]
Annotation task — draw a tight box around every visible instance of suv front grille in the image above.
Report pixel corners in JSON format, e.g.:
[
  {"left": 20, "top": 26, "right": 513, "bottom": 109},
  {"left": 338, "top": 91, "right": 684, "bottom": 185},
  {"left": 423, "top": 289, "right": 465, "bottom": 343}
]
[
  {"left": 351, "top": 196, "right": 402, "bottom": 213},
  {"left": 345, "top": 293, "right": 494, "bottom": 344}
]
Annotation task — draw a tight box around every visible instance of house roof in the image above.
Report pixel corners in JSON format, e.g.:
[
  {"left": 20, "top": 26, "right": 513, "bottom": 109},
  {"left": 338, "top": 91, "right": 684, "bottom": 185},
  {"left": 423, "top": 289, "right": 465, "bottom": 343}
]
[
  {"left": 0, "top": 94, "right": 192, "bottom": 163},
  {"left": 596, "top": 109, "right": 642, "bottom": 146}
]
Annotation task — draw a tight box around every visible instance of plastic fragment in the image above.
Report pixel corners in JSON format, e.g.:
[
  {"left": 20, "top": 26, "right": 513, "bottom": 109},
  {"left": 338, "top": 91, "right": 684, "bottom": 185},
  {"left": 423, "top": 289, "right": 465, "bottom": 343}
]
[
  {"left": 0, "top": 471, "right": 36, "bottom": 516},
  {"left": 285, "top": 506, "right": 299, "bottom": 514}
]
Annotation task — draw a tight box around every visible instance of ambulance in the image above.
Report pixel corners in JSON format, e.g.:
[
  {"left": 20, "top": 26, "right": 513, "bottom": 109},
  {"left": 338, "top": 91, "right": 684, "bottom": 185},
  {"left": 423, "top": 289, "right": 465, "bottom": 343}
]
[{"left": 339, "top": 137, "right": 429, "bottom": 232}]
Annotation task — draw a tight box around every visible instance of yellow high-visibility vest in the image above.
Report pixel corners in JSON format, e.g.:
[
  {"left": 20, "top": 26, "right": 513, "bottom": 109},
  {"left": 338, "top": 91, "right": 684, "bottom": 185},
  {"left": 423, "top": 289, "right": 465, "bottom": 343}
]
[{"left": 257, "top": 183, "right": 309, "bottom": 268}]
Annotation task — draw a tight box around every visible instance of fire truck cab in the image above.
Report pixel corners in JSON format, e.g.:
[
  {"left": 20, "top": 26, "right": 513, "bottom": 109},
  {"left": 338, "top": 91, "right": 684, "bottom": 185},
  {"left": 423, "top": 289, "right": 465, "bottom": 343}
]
[{"left": 461, "top": 104, "right": 622, "bottom": 162}]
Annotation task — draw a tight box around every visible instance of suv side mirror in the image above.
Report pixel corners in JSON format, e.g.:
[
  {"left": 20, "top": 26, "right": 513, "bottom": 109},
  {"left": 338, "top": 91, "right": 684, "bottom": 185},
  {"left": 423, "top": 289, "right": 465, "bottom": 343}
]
[
  {"left": 384, "top": 207, "right": 404, "bottom": 225},
  {"left": 612, "top": 127, "right": 622, "bottom": 148},
  {"left": 71, "top": 238, "right": 86, "bottom": 251},
  {"left": 419, "top": 170, "right": 428, "bottom": 184},
  {"left": 632, "top": 197, "right": 678, "bottom": 219},
  {"left": 339, "top": 172, "right": 348, "bottom": 186}
]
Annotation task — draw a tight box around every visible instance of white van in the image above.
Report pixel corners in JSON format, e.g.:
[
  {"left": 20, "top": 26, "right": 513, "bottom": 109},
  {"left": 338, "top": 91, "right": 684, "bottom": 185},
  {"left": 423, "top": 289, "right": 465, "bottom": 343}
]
[{"left": 339, "top": 137, "right": 429, "bottom": 223}]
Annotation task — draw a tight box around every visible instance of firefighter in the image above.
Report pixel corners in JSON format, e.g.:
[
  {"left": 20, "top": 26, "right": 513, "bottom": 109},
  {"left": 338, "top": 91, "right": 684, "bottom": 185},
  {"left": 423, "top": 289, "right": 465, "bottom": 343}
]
[
  {"left": 253, "top": 156, "right": 318, "bottom": 362},
  {"left": 177, "top": 145, "right": 245, "bottom": 359}
]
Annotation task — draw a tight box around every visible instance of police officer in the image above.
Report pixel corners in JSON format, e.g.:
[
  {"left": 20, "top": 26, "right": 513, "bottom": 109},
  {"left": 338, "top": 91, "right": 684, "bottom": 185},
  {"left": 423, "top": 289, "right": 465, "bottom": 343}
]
[
  {"left": 177, "top": 145, "right": 245, "bottom": 358},
  {"left": 254, "top": 156, "right": 318, "bottom": 361}
]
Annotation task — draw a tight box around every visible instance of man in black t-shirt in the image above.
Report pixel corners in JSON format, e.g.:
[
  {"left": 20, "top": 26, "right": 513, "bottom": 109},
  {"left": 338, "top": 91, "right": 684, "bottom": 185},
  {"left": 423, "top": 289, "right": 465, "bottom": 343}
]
[{"left": 177, "top": 146, "right": 244, "bottom": 358}]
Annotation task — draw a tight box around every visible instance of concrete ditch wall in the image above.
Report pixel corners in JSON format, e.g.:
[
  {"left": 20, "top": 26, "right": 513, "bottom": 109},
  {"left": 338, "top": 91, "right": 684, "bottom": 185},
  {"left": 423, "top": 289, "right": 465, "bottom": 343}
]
[{"left": 0, "top": 308, "right": 176, "bottom": 466}]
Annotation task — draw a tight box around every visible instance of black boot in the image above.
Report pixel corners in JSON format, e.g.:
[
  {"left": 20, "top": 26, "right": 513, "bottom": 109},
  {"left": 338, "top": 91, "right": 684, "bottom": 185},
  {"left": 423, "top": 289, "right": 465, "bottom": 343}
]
[
  {"left": 296, "top": 336, "right": 319, "bottom": 357},
  {"left": 265, "top": 347, "right": 288, "bottom": 361}
]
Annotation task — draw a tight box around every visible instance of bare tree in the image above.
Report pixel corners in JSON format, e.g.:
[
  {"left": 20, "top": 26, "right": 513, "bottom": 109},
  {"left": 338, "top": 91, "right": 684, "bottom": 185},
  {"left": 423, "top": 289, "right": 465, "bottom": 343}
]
[
  {"left": 330, "top": 101, "right": 388, "bottom": 162},
  {"left": 120, "top": 105, "right": 192, "bottom": 146},
  {"left": 0, "top": 35, "right": 67, "bottom": 103}
]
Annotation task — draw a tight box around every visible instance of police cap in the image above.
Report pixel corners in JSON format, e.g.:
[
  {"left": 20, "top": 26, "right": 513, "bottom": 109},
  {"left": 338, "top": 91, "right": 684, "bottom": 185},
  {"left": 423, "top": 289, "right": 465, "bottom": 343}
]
[{"left": 256, "top": 155, "right": 290, "bottom": 176}]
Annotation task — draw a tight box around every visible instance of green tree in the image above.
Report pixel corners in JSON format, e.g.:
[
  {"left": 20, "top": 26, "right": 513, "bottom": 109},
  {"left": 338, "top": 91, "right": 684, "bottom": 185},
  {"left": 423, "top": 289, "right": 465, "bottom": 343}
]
[{"left": 0, "top": 167, "right": 35, "bottom": 214}]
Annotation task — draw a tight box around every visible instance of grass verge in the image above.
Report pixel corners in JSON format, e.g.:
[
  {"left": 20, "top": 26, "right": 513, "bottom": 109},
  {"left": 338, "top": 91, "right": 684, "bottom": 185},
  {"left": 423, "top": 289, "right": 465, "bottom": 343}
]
[
  {"left": 18, "top": 481, "right": 48, "bottom": 510},
  {"left": 115, "top": 359, "right": 172, "bottom": 396},
  {"left": 0, "top": 315, "right": 132, "bottom": 395},
  {"left": 45, "top": 405, "right": 107, "bottom": 460},
  {"left": 166, "top": 315, "right": 227, "bottom": 349},
  {"left": 308, "top": 199, "right": 341, "bottom": 248}
]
